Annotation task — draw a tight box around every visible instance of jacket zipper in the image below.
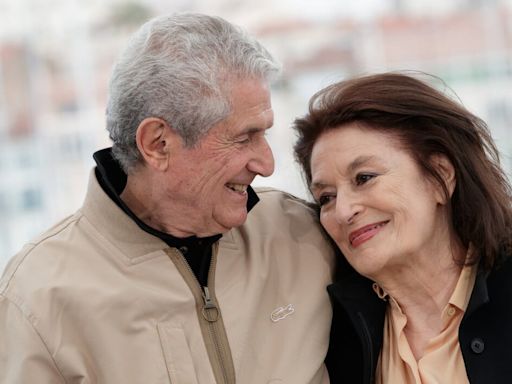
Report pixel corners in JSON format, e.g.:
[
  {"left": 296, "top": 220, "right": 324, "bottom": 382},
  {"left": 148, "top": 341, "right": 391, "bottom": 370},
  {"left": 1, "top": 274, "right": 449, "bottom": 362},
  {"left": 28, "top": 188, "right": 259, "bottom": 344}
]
[
  {"left": 357, "top": 312, "right": 375, "bottom": 384},
  {"left": 165, "top": 246, "right": 236, "bottom": 384}
]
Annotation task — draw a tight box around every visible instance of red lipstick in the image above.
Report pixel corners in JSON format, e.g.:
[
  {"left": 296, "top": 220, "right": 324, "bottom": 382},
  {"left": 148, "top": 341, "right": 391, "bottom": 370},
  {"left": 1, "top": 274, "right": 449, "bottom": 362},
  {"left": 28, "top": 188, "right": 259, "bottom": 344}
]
[{"left": 349, "top": 221, "right": 389, "bottom": 248}]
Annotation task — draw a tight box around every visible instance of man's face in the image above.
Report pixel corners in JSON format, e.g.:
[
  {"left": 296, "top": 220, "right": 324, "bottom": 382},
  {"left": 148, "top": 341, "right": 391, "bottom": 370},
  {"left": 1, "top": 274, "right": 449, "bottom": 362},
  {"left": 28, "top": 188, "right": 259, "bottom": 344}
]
[{"left": 163, "top": 78, "right": 275, "bottom": 236}]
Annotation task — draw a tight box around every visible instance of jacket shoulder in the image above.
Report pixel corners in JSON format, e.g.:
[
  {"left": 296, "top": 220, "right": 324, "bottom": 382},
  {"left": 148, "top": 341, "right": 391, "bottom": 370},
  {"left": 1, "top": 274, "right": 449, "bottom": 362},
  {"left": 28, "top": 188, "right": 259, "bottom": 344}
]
[
  {"left": 252, "top": 187, "right": 318, "bottom": 219},
  {"left": 0, "top": 211, "right": 82, "bottom": 295},
  {"left": 244, "top": 187, "right": 332, "bottom": 252}
]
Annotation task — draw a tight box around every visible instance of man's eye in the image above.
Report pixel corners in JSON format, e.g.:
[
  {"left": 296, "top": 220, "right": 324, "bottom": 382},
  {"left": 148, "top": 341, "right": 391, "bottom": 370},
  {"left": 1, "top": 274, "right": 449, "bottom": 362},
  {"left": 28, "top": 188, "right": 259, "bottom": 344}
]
[
  {"left": 355, "top": 173, "right": 375, "bottom": 185},
  {"left": 318, "top": 195, "right": 335, "bottom": 206},
  {"left": 237, "top": 135, "right": 252, "bottom": 144},
  {"left": 238, "top": 137, "right": 250, "bottom": 144}
]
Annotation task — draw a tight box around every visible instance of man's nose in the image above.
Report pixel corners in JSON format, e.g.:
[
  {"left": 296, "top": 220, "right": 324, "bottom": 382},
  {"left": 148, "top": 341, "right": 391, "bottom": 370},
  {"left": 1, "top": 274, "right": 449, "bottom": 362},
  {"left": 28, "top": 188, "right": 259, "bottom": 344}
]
[{"left": 248, "top": 138, "right": 275, "bottom": 177}]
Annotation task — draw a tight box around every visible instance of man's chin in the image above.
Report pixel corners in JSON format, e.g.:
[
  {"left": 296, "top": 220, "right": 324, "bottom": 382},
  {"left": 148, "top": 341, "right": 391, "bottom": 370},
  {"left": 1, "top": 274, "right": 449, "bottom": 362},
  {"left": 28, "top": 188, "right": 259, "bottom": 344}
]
[{"left": 217, "top": 210, "right": 249, "bottom": 232}]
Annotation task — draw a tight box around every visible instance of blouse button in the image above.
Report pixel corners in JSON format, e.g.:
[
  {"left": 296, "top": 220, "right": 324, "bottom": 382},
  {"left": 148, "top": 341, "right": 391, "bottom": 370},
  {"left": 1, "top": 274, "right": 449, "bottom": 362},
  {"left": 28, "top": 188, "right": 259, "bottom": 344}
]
[
  {"left": 470, "top": 338, "right": 485, "bottom": 354},
  {"left": 179, "top": 246, "right": 188, "bottom": 254}
]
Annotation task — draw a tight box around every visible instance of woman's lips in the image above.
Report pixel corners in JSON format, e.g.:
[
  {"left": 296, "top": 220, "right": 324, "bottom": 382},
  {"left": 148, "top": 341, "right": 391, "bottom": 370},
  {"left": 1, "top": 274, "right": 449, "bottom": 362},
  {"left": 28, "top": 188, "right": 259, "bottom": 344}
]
[{"left": 348, "top": 221, "right": 389, "bottom": 248}]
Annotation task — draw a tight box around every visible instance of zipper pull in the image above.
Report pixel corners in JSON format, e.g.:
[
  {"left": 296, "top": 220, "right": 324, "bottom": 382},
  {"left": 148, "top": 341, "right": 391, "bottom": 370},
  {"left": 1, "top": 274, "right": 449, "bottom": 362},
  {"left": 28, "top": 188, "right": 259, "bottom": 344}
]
[{"left": 202, "top": 286, "right": 219, "bottom": 322}]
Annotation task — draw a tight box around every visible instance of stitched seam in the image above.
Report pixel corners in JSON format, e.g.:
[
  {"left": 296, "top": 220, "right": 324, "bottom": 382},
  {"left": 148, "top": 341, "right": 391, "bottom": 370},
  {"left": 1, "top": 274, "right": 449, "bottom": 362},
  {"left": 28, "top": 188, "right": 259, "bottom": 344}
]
[
  {"left": 27, "top": 213, "right": 82, "bottom": 246},
  {"left": 1, "top": 293, "right": 67, "bottom": 383},
  {"left": 0, "top": 215, "right": 82, "bottom": 295},
  {"left": 79, "top": 215, "right": 167, "bottom": 266}
]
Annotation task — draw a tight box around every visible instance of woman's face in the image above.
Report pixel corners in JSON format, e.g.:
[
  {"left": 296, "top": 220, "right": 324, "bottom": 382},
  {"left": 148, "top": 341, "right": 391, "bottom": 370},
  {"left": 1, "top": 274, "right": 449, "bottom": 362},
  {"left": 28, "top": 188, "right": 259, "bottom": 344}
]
[{"left": 310, "top": 123, "right": 454, "bottom": 280}]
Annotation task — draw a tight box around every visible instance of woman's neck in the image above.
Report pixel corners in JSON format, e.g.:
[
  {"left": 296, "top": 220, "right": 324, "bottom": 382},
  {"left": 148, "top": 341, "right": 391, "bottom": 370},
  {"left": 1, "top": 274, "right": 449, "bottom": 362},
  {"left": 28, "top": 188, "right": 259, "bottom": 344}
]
[{"left": 374, "top": 241, "right": 467, "bottom": 359}]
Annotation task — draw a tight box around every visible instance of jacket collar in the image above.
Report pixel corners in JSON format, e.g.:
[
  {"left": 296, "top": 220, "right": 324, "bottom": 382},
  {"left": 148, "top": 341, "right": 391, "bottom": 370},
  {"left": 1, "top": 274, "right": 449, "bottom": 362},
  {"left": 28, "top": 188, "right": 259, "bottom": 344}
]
[
  {"left": 92, "top": 147, "right": 259, "bottom": 242},
  {"left": 466, "top": 250, "right": 512, "bottom": 315},
  {"left": 327, "top": 252, "right": 386, "bottom": 327},
  {"left": 93, "top": 148, "right": 222, "bottom": 248},
  {"left": 327, "top": 268, "right": 386, "bottom": 320},
  {"left": 81, "top": 167, "right": 168, "bottom": 263},
  {"left": 81, "top": 148, "right": 260, "bottom": 263},
  {"left": 466, "top": 269, "right": 489, "bottom": 316},
  {"left": 93, "top": 148, "right": 259, "bottom": 215}
]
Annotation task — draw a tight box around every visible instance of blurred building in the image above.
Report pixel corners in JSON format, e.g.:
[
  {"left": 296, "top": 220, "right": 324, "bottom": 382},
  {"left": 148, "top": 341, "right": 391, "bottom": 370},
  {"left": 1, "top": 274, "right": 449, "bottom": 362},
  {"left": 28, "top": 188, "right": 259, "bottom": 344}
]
[
  {"left": 250, "top": 1, "right": 512, "bottom": 195},
  {"left": 0, "top": 0, "right": 149, "bottom": 266},
  {"left": 1, "top": 0, "right": 511, "bottom": 270}
]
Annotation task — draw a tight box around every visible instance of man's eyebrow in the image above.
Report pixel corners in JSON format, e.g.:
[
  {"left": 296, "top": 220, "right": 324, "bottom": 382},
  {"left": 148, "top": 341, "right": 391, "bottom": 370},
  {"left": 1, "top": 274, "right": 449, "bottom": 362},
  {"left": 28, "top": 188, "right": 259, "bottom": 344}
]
[{"left": 240, "top": 126, "right": 269, "bottom": 135}]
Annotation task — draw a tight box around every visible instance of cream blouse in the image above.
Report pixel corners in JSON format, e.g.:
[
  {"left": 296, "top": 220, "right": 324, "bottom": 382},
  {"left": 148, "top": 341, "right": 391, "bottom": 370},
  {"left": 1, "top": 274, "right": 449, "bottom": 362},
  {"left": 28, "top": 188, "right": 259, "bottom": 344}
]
[{"left": 374, "top": 263, "right": 477, "bottom": 384}]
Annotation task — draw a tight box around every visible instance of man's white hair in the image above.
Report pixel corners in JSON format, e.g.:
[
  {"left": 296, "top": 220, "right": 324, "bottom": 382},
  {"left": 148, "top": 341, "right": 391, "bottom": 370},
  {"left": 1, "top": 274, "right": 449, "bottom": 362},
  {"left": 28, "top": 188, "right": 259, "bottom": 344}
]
[{"left": 106, "top": 13, "right": 281, "bottom": 174}]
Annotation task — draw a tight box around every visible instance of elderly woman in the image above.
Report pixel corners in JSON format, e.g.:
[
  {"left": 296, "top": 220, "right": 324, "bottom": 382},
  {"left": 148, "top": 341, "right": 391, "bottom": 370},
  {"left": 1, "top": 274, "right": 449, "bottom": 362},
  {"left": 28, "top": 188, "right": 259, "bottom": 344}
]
[{"left": 294, "top": 73, "right": 512, "bottom": 384}]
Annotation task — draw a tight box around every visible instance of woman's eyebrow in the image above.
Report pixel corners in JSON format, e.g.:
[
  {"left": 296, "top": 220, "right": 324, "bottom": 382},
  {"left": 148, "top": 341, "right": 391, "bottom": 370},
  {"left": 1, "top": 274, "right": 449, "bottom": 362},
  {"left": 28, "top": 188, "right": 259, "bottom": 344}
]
[
  {"left": 310, "top": 155, "right": 382, "bottom": 192},
  {"left": 347, "top": 155, "right": 379, "bottom": 173}
]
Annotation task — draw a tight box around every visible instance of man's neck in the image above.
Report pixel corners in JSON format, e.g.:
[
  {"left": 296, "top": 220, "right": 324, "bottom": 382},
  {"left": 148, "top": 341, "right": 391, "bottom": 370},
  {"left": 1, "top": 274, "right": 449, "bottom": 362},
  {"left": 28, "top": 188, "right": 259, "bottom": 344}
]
[
  {"left": 94, "top": 147, "right": 259, "bottom": 238},
  {"left": 120, "top": 173, "right": 198, "bottom": 237}
]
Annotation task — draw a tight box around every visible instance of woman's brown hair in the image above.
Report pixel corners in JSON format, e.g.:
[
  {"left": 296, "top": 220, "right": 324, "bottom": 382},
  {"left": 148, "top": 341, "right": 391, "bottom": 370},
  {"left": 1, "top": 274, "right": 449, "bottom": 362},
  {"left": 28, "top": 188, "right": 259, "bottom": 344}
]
[{"left": 294, "top": 72, "right": 512, "bottom": 271}]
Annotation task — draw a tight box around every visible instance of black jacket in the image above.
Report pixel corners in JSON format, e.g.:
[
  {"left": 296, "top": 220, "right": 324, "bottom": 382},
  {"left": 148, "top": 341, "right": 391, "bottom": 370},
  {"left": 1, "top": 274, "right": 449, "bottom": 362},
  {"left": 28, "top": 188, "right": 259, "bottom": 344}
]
[{"left": 326, "top": 253, "right": 512, "bottom": 384}]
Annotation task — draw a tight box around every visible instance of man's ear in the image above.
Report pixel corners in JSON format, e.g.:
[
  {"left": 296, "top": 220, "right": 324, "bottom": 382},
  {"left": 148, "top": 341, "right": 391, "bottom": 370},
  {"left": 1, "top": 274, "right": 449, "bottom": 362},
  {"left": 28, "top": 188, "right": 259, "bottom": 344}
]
[
  {"left": 135, "top": 118, "right": 180, "bottom": 172},
  {"left": 430, "top": 154, "right": 456, "bottom": 204}
]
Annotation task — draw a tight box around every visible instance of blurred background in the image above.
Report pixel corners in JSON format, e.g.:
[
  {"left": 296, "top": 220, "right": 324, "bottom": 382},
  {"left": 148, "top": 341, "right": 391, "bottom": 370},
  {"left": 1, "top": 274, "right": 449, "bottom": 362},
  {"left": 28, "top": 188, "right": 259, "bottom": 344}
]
[{"left": 1, "top": 0, "right": 512, "bottom": 271}]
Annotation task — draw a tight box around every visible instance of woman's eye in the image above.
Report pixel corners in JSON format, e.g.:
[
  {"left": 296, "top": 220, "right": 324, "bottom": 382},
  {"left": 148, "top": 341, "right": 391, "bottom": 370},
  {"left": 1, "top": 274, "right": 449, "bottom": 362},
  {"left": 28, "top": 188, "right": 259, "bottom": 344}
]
[
  {"left": 355, "top": 173, "right": 375, "bottom": 185},
  {"left": 318, "top": 194, "right": 335, "bottom": 206}
]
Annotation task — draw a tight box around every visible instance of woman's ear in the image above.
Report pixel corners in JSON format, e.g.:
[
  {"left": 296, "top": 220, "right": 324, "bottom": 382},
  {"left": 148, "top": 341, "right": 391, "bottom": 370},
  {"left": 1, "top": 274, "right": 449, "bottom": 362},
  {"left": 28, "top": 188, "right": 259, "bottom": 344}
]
[
  {"left": 430, "top": 154, "right": 456, "bottom": 204},
  {"left": 135, "top": 118, "right": 179, "bottom": 172}
]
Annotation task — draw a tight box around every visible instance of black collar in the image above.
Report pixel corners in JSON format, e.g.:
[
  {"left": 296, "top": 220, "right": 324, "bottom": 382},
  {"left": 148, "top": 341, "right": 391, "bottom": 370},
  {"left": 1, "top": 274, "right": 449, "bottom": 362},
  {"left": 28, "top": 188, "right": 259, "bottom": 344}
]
[{"left": 92, "top": 147, "right": 259, "bottom": 248}]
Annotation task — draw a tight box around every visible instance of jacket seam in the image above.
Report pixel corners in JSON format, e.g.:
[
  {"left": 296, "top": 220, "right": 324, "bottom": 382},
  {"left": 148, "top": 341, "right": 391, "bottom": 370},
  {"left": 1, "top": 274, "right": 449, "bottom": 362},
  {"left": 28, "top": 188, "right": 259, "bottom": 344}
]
[
  {"left": 26, "top": 212, "right": 83, "bottom": 246},
  {"left": 79, "top": 214, "right": 168, "bottom": 266},
  {"left": 0, "top": 244, "right": 36, "bottom": 294},
  {"left": 0, "top": 215, "right": 83, "bottom": 295},
  {"left": 1, "top": 293, "right": 67, "bottom": 383},
  {"left": 82, "top": 214, "right": 170, "bottom": 268}
]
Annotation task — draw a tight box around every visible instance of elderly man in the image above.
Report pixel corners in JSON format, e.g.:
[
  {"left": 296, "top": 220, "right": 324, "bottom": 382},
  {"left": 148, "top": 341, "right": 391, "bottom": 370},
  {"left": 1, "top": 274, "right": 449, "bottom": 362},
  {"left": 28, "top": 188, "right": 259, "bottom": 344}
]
[{"left": 0, "top": 13, "right": 334, "bottom": 383}]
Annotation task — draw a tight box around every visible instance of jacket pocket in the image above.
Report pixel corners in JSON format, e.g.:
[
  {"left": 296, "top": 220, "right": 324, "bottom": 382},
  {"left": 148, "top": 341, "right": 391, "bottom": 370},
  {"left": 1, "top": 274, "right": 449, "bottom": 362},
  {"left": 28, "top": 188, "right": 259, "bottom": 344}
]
[{"left": 157, "top": 323, "right": 199, "bottom": 384}]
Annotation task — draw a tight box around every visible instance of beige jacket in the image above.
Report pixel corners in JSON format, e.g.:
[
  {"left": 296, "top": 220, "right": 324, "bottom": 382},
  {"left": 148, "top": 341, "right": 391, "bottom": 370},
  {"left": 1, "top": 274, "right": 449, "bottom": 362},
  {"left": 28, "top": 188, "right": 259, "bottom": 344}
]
[{"left": 0, "top": 170, "right": 334, "bottom": 384}]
